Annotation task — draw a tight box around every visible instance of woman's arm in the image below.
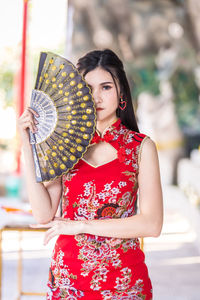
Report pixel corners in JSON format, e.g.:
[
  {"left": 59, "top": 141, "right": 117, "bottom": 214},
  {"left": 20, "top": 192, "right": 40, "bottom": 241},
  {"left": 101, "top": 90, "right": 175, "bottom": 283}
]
[
  {"left": 18, "top": 108, "right": 62, "bottom": 223},
  {"left": 34, "top": 138, "right": 163, "bottom": 244}
]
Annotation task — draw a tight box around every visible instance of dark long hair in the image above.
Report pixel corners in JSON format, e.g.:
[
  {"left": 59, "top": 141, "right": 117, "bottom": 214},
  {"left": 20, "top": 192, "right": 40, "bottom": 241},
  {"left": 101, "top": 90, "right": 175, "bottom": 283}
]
[{"left": 77, "top": 49, "right": 139, "bottom": 132}]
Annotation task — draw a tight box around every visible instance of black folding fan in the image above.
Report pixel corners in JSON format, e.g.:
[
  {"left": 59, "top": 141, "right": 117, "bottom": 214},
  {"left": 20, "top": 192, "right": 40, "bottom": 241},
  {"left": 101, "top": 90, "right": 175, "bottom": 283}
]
[{"left": 29, "top": 52, "right": 96, "bottom": 182}]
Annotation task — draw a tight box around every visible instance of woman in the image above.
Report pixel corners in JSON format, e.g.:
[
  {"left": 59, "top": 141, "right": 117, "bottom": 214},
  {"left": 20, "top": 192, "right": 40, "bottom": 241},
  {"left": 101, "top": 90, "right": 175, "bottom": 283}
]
[{"left": 18, "top": 49, "right": 163, "bottom": 299}]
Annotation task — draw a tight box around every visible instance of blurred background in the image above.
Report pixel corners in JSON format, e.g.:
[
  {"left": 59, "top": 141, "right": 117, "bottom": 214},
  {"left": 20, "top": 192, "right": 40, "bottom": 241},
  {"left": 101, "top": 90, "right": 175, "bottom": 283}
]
[{"left": 0, "top": 0, "right": 200, "bottom": 299}]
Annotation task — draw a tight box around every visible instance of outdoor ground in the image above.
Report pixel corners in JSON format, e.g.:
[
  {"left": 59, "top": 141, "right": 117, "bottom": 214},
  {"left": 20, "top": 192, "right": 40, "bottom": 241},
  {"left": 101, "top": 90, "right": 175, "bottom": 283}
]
[{"left": 1, "top": 185, "right": 200, "bottom": 300}]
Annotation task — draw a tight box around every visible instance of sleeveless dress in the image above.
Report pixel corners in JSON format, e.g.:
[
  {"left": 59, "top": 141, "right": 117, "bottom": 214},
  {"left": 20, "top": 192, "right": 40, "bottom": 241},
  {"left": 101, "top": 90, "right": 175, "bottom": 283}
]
[{"left": 46, "top": 119, "right": 152, "bottom": 300}]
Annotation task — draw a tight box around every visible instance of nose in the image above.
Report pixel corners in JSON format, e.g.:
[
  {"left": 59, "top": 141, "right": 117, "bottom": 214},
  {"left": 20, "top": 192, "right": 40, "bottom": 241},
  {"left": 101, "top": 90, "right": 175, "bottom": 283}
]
[{"left": 92, "top": 89, "right": 102, "bottom": 105}]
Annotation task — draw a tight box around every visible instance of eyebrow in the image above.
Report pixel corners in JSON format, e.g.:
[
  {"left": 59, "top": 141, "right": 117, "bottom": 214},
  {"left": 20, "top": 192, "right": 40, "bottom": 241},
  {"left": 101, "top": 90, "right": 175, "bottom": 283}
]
[
  {"left": 88, "top": 81, "right": 114, "bottom": 89},
  {"left": 100, "top": 81, "right": 114, "bottom": 85}
]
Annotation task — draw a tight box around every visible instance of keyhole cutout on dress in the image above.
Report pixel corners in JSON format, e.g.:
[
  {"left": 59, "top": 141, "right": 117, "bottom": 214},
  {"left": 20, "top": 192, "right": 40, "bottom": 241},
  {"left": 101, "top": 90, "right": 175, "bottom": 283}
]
[{"left": 82, "top": 142, "right": 118, "bottom": 168}]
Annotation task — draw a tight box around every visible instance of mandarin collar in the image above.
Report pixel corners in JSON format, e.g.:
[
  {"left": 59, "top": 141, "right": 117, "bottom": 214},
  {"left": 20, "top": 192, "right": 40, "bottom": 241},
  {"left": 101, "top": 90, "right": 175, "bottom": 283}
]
[
  {"left": 90, "top": 118, "right": 121, "bottom": 145},
  {"left": 96, "top": 118, "right": 121, "bottom": 138}
]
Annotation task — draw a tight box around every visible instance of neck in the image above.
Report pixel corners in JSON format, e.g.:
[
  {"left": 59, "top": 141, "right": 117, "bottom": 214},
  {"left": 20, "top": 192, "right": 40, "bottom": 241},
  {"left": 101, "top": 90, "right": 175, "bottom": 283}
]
[{"left": 96, "top": 117, "right": 119, "bottom": 135}]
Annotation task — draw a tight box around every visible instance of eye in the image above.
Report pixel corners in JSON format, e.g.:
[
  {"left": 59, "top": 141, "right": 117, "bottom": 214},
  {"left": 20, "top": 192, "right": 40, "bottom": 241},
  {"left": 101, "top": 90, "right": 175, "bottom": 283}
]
[{"left": 102, "top": 85, "right": 112, "bottom": 90}]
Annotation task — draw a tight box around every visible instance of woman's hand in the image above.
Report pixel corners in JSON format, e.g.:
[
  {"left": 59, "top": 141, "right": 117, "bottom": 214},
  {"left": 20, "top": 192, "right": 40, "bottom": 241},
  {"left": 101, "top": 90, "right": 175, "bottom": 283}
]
[
  {"left": 18, "top": 107, "right": 39, "bottom": 144},
  {"left": 30, "top": 217, "right": 84, "bottom": 245}
]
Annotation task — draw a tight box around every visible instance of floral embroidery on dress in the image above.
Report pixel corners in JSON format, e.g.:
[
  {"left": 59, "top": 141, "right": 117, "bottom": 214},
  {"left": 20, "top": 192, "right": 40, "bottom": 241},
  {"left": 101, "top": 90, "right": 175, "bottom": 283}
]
[
  {"left": 47, "top": 249, "right": 84, "bottom": 299},
  {"left": 101, "top": 267, "right": 146, "bottom": 300},
  {"left": 63, "top": 168, "right": 79, "bottom": 182},
  {"left": 62, "top": 186, "right": 69, "bottom": 217},
  {"left": 75, "top": 234, "right": 139, "bottom": 291},
  {"left": 73, "top": 180, "right": 136, "bottom": 221},
  {"left": 122, "top": 170, "right": 138, "bottom": 191},
  {"left": 96, "top": 203, "right": 119, "bottom": 219},
  {"left": 73, "top": 181, "right": 98, "bottom": 220}
]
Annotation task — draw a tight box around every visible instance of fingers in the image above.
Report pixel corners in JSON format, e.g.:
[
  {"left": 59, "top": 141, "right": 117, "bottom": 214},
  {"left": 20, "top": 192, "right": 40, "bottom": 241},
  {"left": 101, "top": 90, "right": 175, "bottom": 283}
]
[
  {"left": 44, "top": 227, "right": 58, "bottom": 245},
  {"left": 23, "top": 120, "right": 37, "bottom": 133},
  {"left": 27, "top": 107, "right": 39, "bottom": 118},
  {"left": 26, "top": 108, "right": 39, "bottom": 132},
  {"left": 43, "top": 220, "right": 68, "bottom": 245},
  {"left": 18, "top": 107, "right": 39, "bottom": 133},
  {"left": 29, "top": 222, "right": 53, "bottom": 229},
  {"left": 29, "top": 223, "right": 58, "bottom": 245},
  {"left": 29, "top": 219, "right": 74, "bottom": 246},
  {"left": 29, "top": 219, "right": 69, "bottom": 229},
  {"left": 21, "top": 107, "right": 39, "bottom": 120}
]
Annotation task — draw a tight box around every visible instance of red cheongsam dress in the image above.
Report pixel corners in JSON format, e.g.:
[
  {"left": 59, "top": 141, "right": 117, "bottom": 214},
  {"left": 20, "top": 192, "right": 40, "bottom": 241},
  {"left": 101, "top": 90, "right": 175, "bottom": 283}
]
[{"left": 46, "top": 119, "right": 152, "bottom": 300}]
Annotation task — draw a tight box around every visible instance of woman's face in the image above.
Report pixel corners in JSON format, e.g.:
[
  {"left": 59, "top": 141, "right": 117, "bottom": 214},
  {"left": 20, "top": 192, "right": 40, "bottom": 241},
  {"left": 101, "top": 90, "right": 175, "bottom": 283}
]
[{"left": 84, "top": 67, "right": 120, "bottom": 124}]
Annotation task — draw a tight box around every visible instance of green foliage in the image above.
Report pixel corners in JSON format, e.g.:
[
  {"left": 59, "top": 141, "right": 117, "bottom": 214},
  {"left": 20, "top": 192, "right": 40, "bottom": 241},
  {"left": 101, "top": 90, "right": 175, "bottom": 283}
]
[
  {"left": 171, "top": 70, "right": 200, "bottom": 130},
  {"left": 127, "top": 59, "right": 200, "bottom": 132},
  {"left": 126, "top": 59, "right": 160, "bottom": 100},
  {"left": 131, "top": 67, "right": 160, "bottom": 98}
]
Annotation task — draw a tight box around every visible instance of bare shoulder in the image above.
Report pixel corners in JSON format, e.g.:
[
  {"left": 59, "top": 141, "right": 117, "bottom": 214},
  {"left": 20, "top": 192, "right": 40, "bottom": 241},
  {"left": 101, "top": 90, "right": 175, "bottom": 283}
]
[
  {"left": 141, "top": 137, "right": 157, "bottom": 154},
  {"left": 138, "top": 137, "right": 162, "bottom": 195},
  {"left": 139, "top": 137, "right": 159, "bottom": 167}
]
